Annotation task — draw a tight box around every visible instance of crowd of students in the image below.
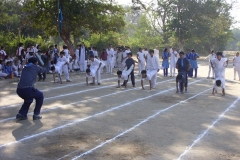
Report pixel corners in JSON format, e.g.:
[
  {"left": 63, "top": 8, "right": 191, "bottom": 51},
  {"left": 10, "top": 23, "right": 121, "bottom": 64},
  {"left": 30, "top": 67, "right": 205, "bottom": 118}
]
[{"left": 1, "top": 42, "right": 240, "bottom": 120}]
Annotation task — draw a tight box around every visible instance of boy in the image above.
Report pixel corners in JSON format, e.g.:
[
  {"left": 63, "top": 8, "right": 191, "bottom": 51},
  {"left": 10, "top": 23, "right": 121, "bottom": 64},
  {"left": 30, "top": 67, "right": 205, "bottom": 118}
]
[
  {"left": 122, "top": 52, "right": 135, "bottom": 87},
  {"left": 212, "top": 79, "right": 225, "bottom": 96},
  {"left": 233, "top": 52, "right": 240, "bottom": 81},
  {"left": 176, "top": 73, "right": 186, "bottom": 93},
  {"left": 191, "top": 49, "right": 199, "bottom": 78},
  {"left": 57, "top": 51, "right": 71, "bottom": 82},
  {"left": 211, "top": 52, "right": 228, "bottom": 96},
  {"left": 116, "top": 64, "right": 134, "bottom": 88},
  {"left": 86, "top": 55, "right": 103, "bottom": 85},
  {"left": 141, "top": 49, "right": 161, "bottom": 90},
  {"left": 106, "top": 46, "right": 113, "bottom": 73},
  {"left": 205, "top": 50, "right": 216, "bottom": 79},
  {"left": 137, "top": 48, "right": 145, "bottom": 76},
  {"left": 176, "top": 51, "right": 190, "bottom": 93},
  {"left": 116, "top": 48, "right": 123, "bottom": 70},
  {"left": 170, "top": 48, "right": 178, "bottom": 77}
]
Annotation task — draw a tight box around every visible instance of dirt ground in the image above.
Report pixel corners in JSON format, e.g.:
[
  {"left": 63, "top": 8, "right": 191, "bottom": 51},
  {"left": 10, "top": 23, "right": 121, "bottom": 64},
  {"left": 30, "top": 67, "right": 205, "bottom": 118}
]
[{"left": 0, "top": 53, "right": 240, "bottom": 160}]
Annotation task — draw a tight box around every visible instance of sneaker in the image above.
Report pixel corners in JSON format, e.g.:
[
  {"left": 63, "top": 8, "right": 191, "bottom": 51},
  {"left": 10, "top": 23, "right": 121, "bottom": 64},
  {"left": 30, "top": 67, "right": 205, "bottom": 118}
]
[
  {"left": 16, "top": 113, "right": 27, "bottom": 120},
  {"left": 33, "top": 115, "right": 42, "bottom": 120}
]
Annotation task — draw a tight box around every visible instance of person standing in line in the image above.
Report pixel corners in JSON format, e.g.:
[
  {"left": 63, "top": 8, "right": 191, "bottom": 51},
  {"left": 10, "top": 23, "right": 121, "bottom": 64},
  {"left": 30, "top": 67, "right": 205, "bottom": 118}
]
[
  {"left": 137, "top": 48, "right": 145, "bottom": 76},
  {"left": 170, "top": 47, "right": 178, "bottom": 77},
  {"left": 191, "top": 49, "right": 199, "bottom": 78},
  {"left": 205, "top": 50, "right": 216, "bottom": 79},
  {"left": 233, "top": 52, "right": 240, "bottom": 81},
  {"left": 106, "top": 45, "right": 113, "bottom": 74},
  {"left": 162, "top": 48, "right": 170, "bottom": 77},
  {"left": 186, "top": 49, "right": 193, "bottom": 77},
  {"left": 16, "top": 57, "right": 45, "bottom": 120},
  {"left": 116, "top": 48, "right": 123, "bottom": 70},
  {"left": 154, "top": 46, "right": 160, "bottom": 60}
]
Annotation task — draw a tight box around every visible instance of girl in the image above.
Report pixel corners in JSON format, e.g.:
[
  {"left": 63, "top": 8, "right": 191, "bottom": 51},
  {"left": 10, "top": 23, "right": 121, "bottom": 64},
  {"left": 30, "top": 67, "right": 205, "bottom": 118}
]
[{"left": 162, "top": 48, "right": 170, "bottom": 76}]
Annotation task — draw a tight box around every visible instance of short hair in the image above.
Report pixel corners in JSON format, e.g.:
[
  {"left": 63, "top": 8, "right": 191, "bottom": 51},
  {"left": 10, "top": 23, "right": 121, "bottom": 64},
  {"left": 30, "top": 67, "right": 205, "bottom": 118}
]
[
  {"left": 141, "top": 70, "right": 147, "bottom": 74},
  {"left": 117, "top": 70, "right": 122, "bottom": 75},
  {"left": 90, "top": 55, "right": 94, "bottom": 58},
  {"left": 139, "top": 48, "right": 142, "bottom": 51},
  {"left": 216, "top": 52, "right": 223, "bottom": 56},
  {"left": 1, "top": 46, "right": 4, "bottom": 49},
  {"left": 127, "top": 52, "right": 132, "bottom": 56},
  {"left": 216, "top": 80, "right": 221, "bottom": 87},
  {"left": 50, "top": 66, "right": 55, "bottom": 71},
  {"left": 86, "top": 68, "right": 91, "bottom": 73},
  {"left": 63, "top": 45, "right": 67, "bottom": 49},
  {"left": 179, "top": 51, "right": 184, "bottom": 55},
  {"left": 176, "top": 74, "right": 182, "bottom": 80},
  {"left": 149, "top": 49, "right": 154, "bottom": 53},
  {"left": 55, "top": 44, "right": 57, "bottom": 47},
  {"left": 60, "top": 51, "right": 65, "bottom": 55},
  {"left": 192, "top": 49, "right": 195, "bottom": 52},
  {"left": 28, "top": 57, "right": 38, "bottom": 64}
]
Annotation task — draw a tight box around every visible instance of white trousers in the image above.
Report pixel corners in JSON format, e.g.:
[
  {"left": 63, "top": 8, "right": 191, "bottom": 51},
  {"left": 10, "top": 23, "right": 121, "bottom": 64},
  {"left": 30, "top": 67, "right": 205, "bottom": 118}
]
[
  {"left": 69, "top": 61, "right": 73, "bottom": 71},
  {"left": 138, "top": 61, "right": 145, "bottom": 75},
  {"left": 100, "top": 60, "right": 107, "bottom": 73},
  {"left": 170, "top": 64, "right": 176, "bottom": 77},
  {"left": 208, "top": 64, "right": 215, "bottom": 78},
  {"left": 0, "top": 72, "right": 7, "bottom": 77},
  {"left": 61, "top": 64, "right": 70, "bottom": 81},
  {"left": 234, "top": 68, "right": 240, "bottom": 80},
  {"left": 79, "top": 60, "right": 87, "bottom": 72},
  {"left": 91, "top": 66, "right": 101, "bottom": 83},
  {"left": 147, "top": 69, "right": 158, "bottom": 88}
]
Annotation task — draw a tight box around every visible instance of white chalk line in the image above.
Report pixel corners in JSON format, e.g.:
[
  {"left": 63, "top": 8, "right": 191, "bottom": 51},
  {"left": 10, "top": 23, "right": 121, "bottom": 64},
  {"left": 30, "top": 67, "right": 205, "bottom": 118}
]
[
  {"left": 0, "top": 78, "right": 174, "bottom": 123},
  {"left": 58, "top": 81, "right": 209, "bottom": 160},
  {"left": 0, "top": 77, "right": 117, "bottom": 109},
  {"left": 177, "top": 97, "right": 240, "bottom": 160},
  {"left": 0, "top": 78, "right": 190, "bottom": 149}
]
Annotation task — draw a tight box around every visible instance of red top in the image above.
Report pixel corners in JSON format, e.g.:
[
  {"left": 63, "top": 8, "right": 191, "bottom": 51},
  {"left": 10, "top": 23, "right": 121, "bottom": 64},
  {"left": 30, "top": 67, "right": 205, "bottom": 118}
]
[{"left": 101, "top": 51, "right": 107, "bottom": 61}]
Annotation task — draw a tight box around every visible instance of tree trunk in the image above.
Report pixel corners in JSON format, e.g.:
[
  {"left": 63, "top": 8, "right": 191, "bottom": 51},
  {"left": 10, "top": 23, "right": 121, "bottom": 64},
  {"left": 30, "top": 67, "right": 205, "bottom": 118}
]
[{"left": 60, "top": 31, "right": 75, "bottom": 56}]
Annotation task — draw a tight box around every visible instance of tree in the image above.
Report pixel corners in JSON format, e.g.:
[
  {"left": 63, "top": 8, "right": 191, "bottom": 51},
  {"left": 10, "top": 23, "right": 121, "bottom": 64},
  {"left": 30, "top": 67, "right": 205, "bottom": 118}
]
[{"left": 22, "top": 0, "right": 125, "bottom": 55}]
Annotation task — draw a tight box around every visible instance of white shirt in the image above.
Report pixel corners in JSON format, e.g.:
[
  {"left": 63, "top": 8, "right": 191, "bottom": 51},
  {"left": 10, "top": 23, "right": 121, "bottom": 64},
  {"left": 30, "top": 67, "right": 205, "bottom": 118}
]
[
  {"left": 89, "top": 58, "right": 102, "bottom": 67},
  {"left": 16, "top": 47, "right": 23, "bottom": 56},
  {"left": 93, "top": 51, "right": 98, "bottom": 57},
  {"left": 153, "top": 49, "right": 159, "bottom": 58},
  {"left": 106, "top": 49, "right": 113, "bottom": 59},
  {"left": 170, "top": 51, "right": 178, "bottom": 65},
  {"left": 57, "top": 56, "right": 68, "bottom": 65},
  {"left": 146, "top": 54, "right": 161, "bottom": 70},
  {"left": 233, "top": 56, "right": 240, "bottom": 64},
  {"left": 55, "top": 61, "right": 66, "bottom": 73},
  {"left": 0, "top": 50, "right": 6, "bottom": 56},
  {"left": 206, "top": 53, "right": 216, "bottom": 63},
  {"left": 211, "top": 58, "right": 227, "bottom": 69},
  {"left": 137, "top": 51, "right": 145, "bottom": 62},
  {"left": 214, "top": 77, "right": 225, "bottom": 89}
]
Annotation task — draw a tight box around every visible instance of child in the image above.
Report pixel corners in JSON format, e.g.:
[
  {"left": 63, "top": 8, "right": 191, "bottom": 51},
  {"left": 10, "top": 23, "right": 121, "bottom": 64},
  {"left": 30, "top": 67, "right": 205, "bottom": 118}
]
[
  {"left": 116, "top": 48, "right": 123, "bottom": 70},
  {"left": 137, "top": 48, "right": 145, "bottom": 76},
  {"left": 106, "top": 46, "right": 113, "bottom": 74},
  {"left": 116, "top": 64, "right": 134, "bottom": 88},
  {"left": 212, "top": 79, "right": 225, "bottom": 96},
  {"left": 141, "top": 49, "right": 161, "bottom": 90},
  {"left": 5, "top": 61, "right": 13, "bottom": 78},
  {"left": 12, "top": 60, "right": 20, "bottom": 77},
  {"left": 211, "top": 52, "right": 228, "bottom": 96},
  {"left": 205, "top": 50, "right": 216, "bottom": 79},
  {"left": 122, "top": 52, "right": 135, "bottom": 87},
  {"left": 233, "top": 52, "right": 240, "bottom": 81},
  {"left": 191, "top": 49, "right": 199, "bottom": 78},
  {"left": 162, "top": 48, "right": 170, "bottom": 76},
  {"left": 50, "top": 59, "right": 66, "bottom": 84},
  {"left": 176, "top": 72, "right": 187, "bottom": 94},
  {"left": 0, "top": 60, "right": 8, "bottom": 78},
  {"left": 87, "top": 55, "right": 103, "bottom": 85},
  {"left": 100, "top": 49, "right": 107, "bottom": 73},
  {"left": 176, "top": 51, "right": 190, "bottom": 93},
  {"left": 57, "top": 51, "right": 71, "bottom": 82}
]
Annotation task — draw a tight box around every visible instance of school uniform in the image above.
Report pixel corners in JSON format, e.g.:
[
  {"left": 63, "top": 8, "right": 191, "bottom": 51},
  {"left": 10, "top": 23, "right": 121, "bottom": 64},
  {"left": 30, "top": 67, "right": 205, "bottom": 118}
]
[
  {"left": 0, "top": 50, "right": 7, "bottom": 60},
  {"left": 106, "top": 49, "right": 113, "bottom": 73},
  {"left": 79, "top": 46, "right": 88, "bottom": 72},
  {"left": 170, "top": 51, "right": 178, "bottom": 77},
  {"left": 186, "top": 52, "right": 193, "bottom": 77},
  {"left": 119, "top": 64, "right": 134, "bottom": 81},
  {"left": 145, "top": 54, "right": 161, "bottom": 88},
  {"left": 211, "top": 57, "right": 227, "bottom": 88},
  {"left": 100, "top": 51, "right": 107, "bottom": 73},
  {"left": 57, "top": 56, "right": 70, "bottom": 81},
  {"left": 176, "top": 71, "right": 187, "bottom": 92},
  {"left": 124, "top": 57, "right": 135, "bottom": 86},
  {"left": 88, "top": 58, "right": 104, "bottom": 83},
  {"left": 176, "top": 57, "right": 190, "bottom": 90},
  {"left": 0, "top": 64, "right": 8, "bottom": 77},
  {"left": 233, "top": 56, "right": 240, "bottom": 80},
  {"left": 137, "top": 51, "right": 145, "bottom": 75},
  {"left": 162, "top": 52, "right": 169, "bottom": 76},
  {"left": 206, "top": 53, "right": 216, "bottom": 78},
  {"left": 191, "top": 52, "right": 199, "bottom": 78},
  {"left": 153, "top": 49, "right": 160, "bottom": 60},
  {"left": 122, "top": 49, "right": 131, "bottom": 69},
  {"left": 116, "top": 52, "right": 123, "bottom": 70},
  {"left": 12, "top": 63, "right": 19, "bottom": 77},
  {"left": 112, "top": 50, "right": 117, "bottom": 68}
]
